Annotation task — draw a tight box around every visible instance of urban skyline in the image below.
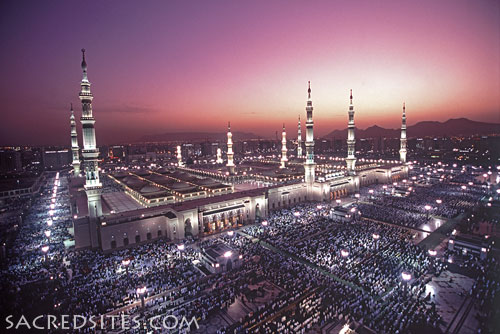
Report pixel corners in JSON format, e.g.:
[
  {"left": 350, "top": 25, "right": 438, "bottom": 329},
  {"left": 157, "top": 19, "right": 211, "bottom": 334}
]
[{"left": 1, "top": 0, "right": 499, "bottom": 146}]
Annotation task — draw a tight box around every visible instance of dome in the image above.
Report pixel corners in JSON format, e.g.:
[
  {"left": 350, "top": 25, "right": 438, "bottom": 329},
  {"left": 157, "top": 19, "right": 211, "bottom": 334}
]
[{"left": 140, "top": 185, "right": 161, "bottom": 194}]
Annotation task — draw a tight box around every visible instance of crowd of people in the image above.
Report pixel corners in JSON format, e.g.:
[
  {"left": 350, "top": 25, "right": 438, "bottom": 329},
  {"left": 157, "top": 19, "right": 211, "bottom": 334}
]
[{"left": 0, "top": 167, "right": 497, "bottom": 334}]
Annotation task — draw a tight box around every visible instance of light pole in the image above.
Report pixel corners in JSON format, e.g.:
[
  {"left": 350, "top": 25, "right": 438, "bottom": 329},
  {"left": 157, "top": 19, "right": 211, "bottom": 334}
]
[
  {"left": 368, "top": 189, "right": 374, "bottom": 200},
  {"left": 44, "top": 230, "right": 51, "bottom": 243},
  {"left": 401, "top": 271, "right": 412, "bottom": 294},
  {"left": 177, "top": 243, "right": 185, "bottom": 259},
  {"left": 382, "top": 185, "right": 387, "bottom": 195},
  {"left": 372, "top": 233, "right": 380, "bottom": 250},
  {"left": 340, "top": 248, "right": 349, "bottom": 259},
  {"left": 354, "top": 193, "right": 360, "bottom": 203},
  {"left": 425, "top": 205, "right": 432, "bottom": 220},
  {"left": 41, "top": 245, "right": 49, "bottom": 261},
  {"left": 136, "top": 286, "right": 147, "bottom": 309},
  {"left": 122, "top": 259, "right": 131, "bottom": 278}
]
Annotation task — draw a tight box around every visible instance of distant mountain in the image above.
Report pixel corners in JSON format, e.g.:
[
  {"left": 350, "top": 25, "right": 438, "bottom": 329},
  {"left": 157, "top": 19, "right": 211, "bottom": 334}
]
[
  {"left": 324, "top": 118, "right": 500, "bottom": 139},
  {"left": 138, "top": 131, "right": 262, "bottom": 143}
]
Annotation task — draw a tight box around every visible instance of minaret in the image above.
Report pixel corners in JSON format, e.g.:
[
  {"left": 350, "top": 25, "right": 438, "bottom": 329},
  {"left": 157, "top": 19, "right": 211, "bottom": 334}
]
[
  {"left": 297, "top": 115, "right": 303, "bottom": 157},
  {"left": 399, "top": 102, "right": 407, "bottom": 163},
  {"left": 280, "top": 123, "right": 288, "bottom": 168},
  {"left": 216, "top": 147, "right": 223, "bottom": 164},
  {"left": 177, "top": 145, "right": 183, "bottom": 166},
  {"left": 226, "top": 122, "right": 235, "bottom": 173},
  {"left": 79, "top": 49, "right": 102, "bottom": 219},
  {"left": 304, "top": 81, "right": 315, "bottom": 185},
  {"left": 346, "top": 89, "right": 356, "bottom": 174},
  {"left": 70, "top": 103, "right": 81, "bottom": 176}
]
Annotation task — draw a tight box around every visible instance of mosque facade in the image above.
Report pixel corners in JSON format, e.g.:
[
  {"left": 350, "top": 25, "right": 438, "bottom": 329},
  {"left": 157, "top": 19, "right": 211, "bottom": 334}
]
[{"left": 70, "top": 51, "right": 408, "bottom": 251}]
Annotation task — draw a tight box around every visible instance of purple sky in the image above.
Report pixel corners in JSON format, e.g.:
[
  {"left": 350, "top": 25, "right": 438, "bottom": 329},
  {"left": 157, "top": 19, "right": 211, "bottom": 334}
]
[{"left": 0, "top": 0, "right": 499, "bottom": 146}]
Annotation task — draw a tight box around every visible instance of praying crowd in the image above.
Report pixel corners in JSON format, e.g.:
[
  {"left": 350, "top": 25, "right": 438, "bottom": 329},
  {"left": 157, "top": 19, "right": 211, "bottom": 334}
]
[{"left": 0, "top": 164, "right": 498, "bottom": 334}]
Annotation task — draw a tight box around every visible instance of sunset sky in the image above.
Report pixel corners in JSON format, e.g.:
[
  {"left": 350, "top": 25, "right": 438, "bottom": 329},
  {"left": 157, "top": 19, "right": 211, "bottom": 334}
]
[{"left": 0, "top": 0, "right": 499, "bottom": 145}]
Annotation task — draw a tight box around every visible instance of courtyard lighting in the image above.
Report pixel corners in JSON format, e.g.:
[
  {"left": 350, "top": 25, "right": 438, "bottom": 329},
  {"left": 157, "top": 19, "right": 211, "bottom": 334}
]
[
  {"left": 122, "top": 259, "right": 131, "bottom": 277},
  {"left": 401, "top": 272, "right": 412, "bottom": 281},
  {"left": 136, "top": 286, "right": 147, "bottom": 308}
]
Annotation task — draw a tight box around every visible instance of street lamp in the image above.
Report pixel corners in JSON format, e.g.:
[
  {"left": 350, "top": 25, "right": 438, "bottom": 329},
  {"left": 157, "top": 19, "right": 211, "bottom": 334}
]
[
  {"left": 41, "top": 245, "right": 49, "bottom": 261},
  {"left": 223, "top": 251, "right": 232, "bottom": 258},
  {"left": 122, "top": 259, "right": 131, "bottom": 277},
  {"left": 340, "top": 249, "right": 349, "bottom": 258},
  {"left": 227, "top": 230, "right": 234, "bottom": 237},
  {"left": 401, "top": 271, "right": 412, "bottom": 293},
  {"left": 402, "top": 271, "right": 411, "bottom": 281},
  {"left": 428, "top": 249, "right": 437, "bottom": 257},
  {"left": 47, "top": 220, "right": 53, "bottom": 227},
  {"left": 368, "top": 189, "right": 374, "bottom": 199},
  {"left": 261, "top": 220, "right": 268, "bottom": 226},
  {"left": 424, "top": 205, "right": 432, "bottom": 219},
  {"left": 136, "top": 286, "right": 147, "bottom": 308},
  {"left": 372, "top": 233, "right": 380, "bottom": 249},
  {"left": 336, "top": 199, "right": 341, "bottom": 205},
  {"left": 436, "top": 199, "right": 442, "bottom": 204},
  {"left": 382, "top": 185, "right": 387, "bottom": 195},
  {"left": 44, "top": 230, "right": 51, "bottom": 242},
  {"left": 177, "top": 243, "right": 185, "bottom": 258}
]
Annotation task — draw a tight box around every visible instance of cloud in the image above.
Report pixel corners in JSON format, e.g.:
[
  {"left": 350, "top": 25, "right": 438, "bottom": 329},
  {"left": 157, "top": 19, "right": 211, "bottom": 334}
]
[{"left": 98, "top": 104, "right": 160, "bottom": 114}]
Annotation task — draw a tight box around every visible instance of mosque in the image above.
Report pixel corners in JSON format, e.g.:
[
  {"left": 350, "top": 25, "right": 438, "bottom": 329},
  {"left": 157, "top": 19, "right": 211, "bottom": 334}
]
[{"left": 69, "top": 50, "right": 408, "bottom": 251}]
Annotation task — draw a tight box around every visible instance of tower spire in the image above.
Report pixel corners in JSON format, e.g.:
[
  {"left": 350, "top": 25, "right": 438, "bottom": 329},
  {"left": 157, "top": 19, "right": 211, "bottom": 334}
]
[
  {"left": 399, "top": 102, "right": 407, "bottom": 163},
  {"left": 81, "top": 49, "right": 88, "bottom": 81},
  {"left": 304, "top": 81, "right": 315, "bottom": 188},
  {"left": 297, "top": 114, "right": 303, "bottom": 157},
  {"left": 346, "top": 89, "right": 356, "bottom": 174},
  {"left": 226, "top": 121, "right": 234, "bottom": 173},
  {"left": 281, "top": 123, "right": 287, "bottom": 168},
  {"left": 79, "top": 49, "right": 102, "bottom": 221},
  {"left": 70, "top": 103, "right": 80, "bottom": 176}
]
